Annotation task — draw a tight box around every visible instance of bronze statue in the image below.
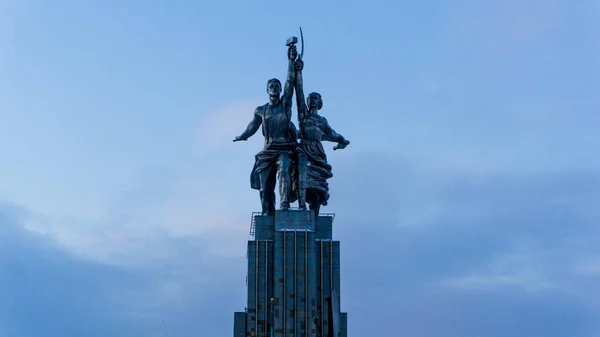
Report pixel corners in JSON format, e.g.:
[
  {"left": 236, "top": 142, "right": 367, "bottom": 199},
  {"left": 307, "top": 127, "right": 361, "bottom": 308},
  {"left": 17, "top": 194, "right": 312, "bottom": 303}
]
[
  {"left": 233, "top": 40, "right": 299, "bottom": 215},
  {"left": 294, "top": 56, "right": 350, "bottom": 215}
]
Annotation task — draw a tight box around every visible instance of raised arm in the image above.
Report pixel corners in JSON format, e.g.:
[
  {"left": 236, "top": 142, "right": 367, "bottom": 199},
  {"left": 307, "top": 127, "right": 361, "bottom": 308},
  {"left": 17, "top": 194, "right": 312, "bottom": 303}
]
[
  {"left": 233, "top": 107, "right": 262, "bottom": 142},
  {"left": 282, "top": 45, "right": 297, "bottom": 114},
  {"left": 294, "top": 59, "right": 308, "bottom": 121}
]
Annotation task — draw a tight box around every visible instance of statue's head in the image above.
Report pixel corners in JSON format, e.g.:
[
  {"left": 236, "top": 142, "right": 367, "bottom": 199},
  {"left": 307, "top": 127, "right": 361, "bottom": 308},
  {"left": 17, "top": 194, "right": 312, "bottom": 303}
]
[
  {"left": 307, "top": 92, "right": 323, "bottom": 110},
  {"left": 266, "top": 78, "right": 282, "bottom": 96}
]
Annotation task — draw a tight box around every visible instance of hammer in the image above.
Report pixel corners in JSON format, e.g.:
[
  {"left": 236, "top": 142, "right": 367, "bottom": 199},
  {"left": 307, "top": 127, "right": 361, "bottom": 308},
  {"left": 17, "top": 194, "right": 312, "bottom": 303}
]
[
  {"left": 286, "top": 36, "right": 298, "bottom": 47},
  {"left": 286, "top": 36, "right": 298, "bottom": 60}
]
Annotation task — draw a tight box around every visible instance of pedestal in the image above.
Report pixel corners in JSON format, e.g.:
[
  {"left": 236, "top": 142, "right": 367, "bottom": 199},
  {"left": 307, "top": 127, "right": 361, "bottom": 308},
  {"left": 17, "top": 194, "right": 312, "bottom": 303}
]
[{"left": 234, "top": 210, "right": 347, "bottom": 337}]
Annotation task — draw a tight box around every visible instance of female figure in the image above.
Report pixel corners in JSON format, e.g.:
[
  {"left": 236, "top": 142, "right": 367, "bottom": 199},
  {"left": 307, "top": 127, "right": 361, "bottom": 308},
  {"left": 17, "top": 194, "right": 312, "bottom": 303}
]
[{"left": 294, "top": 59, "right": 350, "bottom": 214}]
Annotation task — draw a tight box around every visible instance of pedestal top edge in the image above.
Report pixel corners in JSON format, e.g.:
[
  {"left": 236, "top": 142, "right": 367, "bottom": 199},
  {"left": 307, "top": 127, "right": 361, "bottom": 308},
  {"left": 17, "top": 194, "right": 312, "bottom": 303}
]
[{"left": 251, "top": 210, "right": 335, "bottom": 218}]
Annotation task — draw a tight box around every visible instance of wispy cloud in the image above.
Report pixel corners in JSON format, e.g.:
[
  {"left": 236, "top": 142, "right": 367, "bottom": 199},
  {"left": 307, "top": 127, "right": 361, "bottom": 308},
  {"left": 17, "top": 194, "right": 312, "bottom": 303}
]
[
  {"left": 0, "top": 201, "right": 247, "bottom": 337},
  {"left": 574, "top": 256, "right": 600, "bottom": 277},
  {"left": 447, "top": 0, "right": 563, "bottom": 48},
  {"left": 14, "top": 162, "right": 251, "bottom": 266},
  {"left": 4, "top": 150, "right": 600, "bottom": 336},
  {"left": 1, "top": 1, "right": 598, "bottom": 335},
  {"left": 328, "top": 153, "right": 600, "bottom": 336},
  {"left": 194, "top": 100, "right": 263, "bottom": 152},
  {"left": 438, "top": 252, "right": 554, "bottom": 292}
]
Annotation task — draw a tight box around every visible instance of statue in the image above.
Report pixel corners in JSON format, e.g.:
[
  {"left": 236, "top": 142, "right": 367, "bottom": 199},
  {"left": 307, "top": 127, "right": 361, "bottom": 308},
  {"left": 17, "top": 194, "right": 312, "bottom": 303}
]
[
  {"left": 233, "top": 39, "right": 299, "bottom": 215},
  {"left": 294, "top": 56, "right": 350, "bottom": 215}
]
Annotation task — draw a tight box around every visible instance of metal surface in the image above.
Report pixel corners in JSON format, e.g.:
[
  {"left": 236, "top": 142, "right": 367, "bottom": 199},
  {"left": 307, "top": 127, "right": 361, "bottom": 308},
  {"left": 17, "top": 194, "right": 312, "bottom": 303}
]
[
  {"left": 320, "top": 241, "right": 324, "bottom": 336},
  {"left": 265, "top": 242, "right": 269, "bottom": 337},
  {"left": 233, "top": 30, "right": 350, "bottom": 214},
  {"left": 283, "top": 231, "right": 287, "bottom": 336},
  {"left": 233, "top": 39, "right": 298, "bottom": 215},
  {"left": 299, "top": 27, "right": 304, "bottom": 59},
  {"left": 294, "top": 230, "right": 297, "bottom": 337},
  {"left": 250, "top": 211, "right": 335, "bottom": 238},
  {"left": 294, "top": 55, "right": 350, "bottom": 215},
  {"left": 270, "top": 298, "right": 275, "bottom": 337},
  {"left": 255, "top": 242, "right": 259, "bottom": 336},
  {"left": 237, "top": 206, "right": 347, "bottom": 336},
  {"left": 285, "top": 36, "right": 298, "bottom": 46},
  {"left": 234, "top": 312, "right": 247, "bottom": 337},
  {"left": 304, "top": 231, "right": 308, "bottom": 336},
  {"left": 296, "top": 153, "right": 308, "bottom": 210},
  {"left": 250, "top": 212, "right": 261, "bottom": 236},
  {"left": 330, "top": 240, "right": 333, "bottom": 295},
  {"left": 331, "top": 250, "right": 338, "bottom": 337}
]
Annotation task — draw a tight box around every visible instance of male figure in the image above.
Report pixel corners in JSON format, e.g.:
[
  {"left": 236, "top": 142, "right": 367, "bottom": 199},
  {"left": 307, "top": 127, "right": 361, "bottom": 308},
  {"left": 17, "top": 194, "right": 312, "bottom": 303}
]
[
  {"left": 294, "top": 58, "right": 350, "bottom": 214},
  {"left": 233, "top": 44, "right": 299, "bottom": 215}
]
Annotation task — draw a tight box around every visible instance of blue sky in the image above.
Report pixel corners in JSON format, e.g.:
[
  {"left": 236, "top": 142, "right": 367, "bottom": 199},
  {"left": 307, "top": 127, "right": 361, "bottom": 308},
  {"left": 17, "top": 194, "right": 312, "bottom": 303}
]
[{"left": 0, "top": 0, "right": 599, "bottom": 336}]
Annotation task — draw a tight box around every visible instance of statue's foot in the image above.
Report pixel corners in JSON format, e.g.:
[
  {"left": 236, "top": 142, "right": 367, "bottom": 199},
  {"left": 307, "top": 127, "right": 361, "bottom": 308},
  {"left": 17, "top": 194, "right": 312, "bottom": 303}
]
[
  {"left": 262, "top": 205, "right": 274, "bottom": 216},
  {"left": 280, "top": 202, "right": 290, "bottom": 211}
]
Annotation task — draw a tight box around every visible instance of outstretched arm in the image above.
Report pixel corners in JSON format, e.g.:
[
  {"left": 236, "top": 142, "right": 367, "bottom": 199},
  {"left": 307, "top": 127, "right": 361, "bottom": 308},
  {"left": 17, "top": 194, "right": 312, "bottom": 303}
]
[
  {"left": 233, "top": 108, "right": 262, "bottom": 142},
  {"left": 282, "top": 46, "right": 297, "bottom": 116},
  {"left": 294, "top": 59, "right": 308, "bottom": 121},
  {"left": 322, "top": 118, "right": 350, "bottom": 149},
  {"left": 322, "top": 121, "right": 345, "bottom": 142}
]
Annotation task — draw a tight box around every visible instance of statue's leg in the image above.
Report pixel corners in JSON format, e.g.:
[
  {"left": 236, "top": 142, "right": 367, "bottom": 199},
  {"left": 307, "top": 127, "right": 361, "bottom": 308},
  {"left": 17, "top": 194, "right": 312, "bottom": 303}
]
[
  {"left": 297, "top": 153, "right": 307, "bottom": 210},
  {"left": 267, "top": 169, "right": 277, "bottom": 215},
  {"left": 267, "top": 176, "right": 276, "bottom": 215},
  {"left": 277, "top": 153, "right": 292, "bottom": 210},
  {"left": 259, "top": 190, "right": 267, "bottom": 215},
  {"left": 259, "top": 167, "right": 276, "bottom": 215},
  {"left": 309, "top": 191, "right": 321, "bottom": 215}
]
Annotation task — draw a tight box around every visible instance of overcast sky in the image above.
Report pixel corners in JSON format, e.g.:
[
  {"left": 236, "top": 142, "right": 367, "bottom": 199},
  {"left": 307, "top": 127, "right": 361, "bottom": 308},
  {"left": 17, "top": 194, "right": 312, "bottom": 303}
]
[{"left": 1, "top": 0, "right": 599, "bottom": 336}]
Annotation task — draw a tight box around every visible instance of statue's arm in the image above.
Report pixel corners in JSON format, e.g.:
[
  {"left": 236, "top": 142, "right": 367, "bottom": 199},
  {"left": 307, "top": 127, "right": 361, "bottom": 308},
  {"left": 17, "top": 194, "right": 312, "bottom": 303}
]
[
  {"left": 233, "top": 108, "right": 262, "bottom": 141},
  {"left": 322, "top": 118, "right": 349, "bottom": 144},
  {"left": 294, "top": 60, "right": 308, "bottom": 122},
  {"left": 282, "top": 50, "right": 297, "bottom": 116},
  {"left": 289, "top": 121, "right": 299, "bottom": 142}
]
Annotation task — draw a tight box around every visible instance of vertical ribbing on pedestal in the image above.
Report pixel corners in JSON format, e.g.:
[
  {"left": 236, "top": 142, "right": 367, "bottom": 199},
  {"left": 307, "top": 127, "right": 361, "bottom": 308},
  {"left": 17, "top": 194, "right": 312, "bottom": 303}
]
[{"left": 237, "top": 212, "right": 345, "bottom": 337}]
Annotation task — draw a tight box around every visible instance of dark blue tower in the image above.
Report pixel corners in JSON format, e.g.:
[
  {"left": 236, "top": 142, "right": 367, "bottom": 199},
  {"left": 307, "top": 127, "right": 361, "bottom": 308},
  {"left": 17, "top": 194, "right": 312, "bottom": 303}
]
[{"left": 233, "top": 210, "right": 347, "bottom": 337}]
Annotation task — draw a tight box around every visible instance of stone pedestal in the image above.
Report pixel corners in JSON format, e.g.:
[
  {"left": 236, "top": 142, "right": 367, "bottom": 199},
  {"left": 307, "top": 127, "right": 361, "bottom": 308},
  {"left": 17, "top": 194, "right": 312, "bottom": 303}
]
[{"left": 234, "top": 210, "right": 347, "bottom": 337}]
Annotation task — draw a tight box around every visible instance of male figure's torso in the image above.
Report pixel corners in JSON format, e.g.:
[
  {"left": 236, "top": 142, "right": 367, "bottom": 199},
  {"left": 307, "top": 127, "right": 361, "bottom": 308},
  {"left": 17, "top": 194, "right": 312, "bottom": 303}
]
[{"left": 260, "top": 102, "right": 294, "bottom": 147}]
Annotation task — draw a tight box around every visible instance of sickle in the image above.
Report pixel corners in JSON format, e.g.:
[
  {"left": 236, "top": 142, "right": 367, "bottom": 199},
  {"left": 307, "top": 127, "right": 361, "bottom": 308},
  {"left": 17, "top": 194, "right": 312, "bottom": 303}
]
[{"left": 299, "top": 26, "right": 304, "bottom": 59}]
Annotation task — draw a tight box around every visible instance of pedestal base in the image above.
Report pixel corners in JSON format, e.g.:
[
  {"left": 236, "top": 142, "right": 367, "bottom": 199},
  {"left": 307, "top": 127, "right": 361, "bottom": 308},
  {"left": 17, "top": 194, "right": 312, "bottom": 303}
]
[{"left": 234, "top": 210, "right": 347, "bottom": 337}]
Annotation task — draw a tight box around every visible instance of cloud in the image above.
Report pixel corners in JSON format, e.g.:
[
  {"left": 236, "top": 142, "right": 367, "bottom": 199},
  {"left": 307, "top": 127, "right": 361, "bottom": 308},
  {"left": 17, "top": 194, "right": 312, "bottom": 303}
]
[
  {"left": 437, "top": 252, "right": 553, "bottom": 292},
  {"left": 14, "top": 162, "right": 252, "bottom": 266},
  {"left": 447, "top": 0, "right": 563, "bottom": 48},
  {"left": 574, "top": 256, "right": 600, "bottom": 277},
  {"left": 194, "top": 100, "right": 264, "bottom": 152},
  {"left": 4, "top": 149, "right": 600, "bottom": 336},
  {"left": 4, "top": 98, "right": 600, "bottom": 335},
  {"left": 0, "top": 203, "right": 138, "bottom": 337},
  {"left": 0, "top": 201, "right": 247, "bottom": 337},
  {"left": 1, "top": 1, "right": 597, "bottom": 335},
  {"left": 324, "top": 152, "right": 600, "bottom": 336}
]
